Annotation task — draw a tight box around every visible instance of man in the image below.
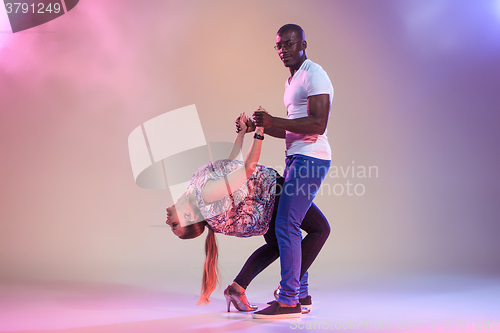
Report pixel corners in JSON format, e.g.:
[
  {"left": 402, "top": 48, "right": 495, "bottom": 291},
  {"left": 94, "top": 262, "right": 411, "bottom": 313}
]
[{"left": 248, "top": 24, "right": 334, "bottom": 319}]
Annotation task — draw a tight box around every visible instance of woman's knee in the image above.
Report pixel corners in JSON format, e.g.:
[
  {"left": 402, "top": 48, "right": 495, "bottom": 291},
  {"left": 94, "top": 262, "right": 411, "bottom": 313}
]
[
  {"left": 264, "top": 232, "right": 278, "bottom": 247},
  {"left": 321, "top": 222, "right": 331, "bottom": 241}
]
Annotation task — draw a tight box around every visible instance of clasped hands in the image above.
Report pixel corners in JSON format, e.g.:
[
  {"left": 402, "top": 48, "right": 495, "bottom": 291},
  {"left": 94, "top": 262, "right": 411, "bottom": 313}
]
[{"left": 235, "top": 106, "right": 273, "bottom": 133}]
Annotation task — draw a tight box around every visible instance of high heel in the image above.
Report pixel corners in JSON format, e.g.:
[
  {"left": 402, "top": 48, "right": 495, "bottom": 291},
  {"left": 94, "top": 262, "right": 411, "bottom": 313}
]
[{"left": 224, "top": 285, "right": 258, "bottom": 312}]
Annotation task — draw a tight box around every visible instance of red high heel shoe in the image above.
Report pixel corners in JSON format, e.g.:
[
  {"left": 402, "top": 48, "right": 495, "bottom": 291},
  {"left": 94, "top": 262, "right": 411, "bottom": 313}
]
[{"left": 224, "top": 285, "right": 258, "bottom": 312}]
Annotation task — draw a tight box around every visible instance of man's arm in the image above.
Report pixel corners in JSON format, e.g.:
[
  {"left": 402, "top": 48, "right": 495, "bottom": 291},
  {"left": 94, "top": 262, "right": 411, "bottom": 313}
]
[
  {"left": 242, "top": 119, "right": 286, "bottom": 138},
  {"left": 253, "top": 94, "right": 330, "bottom": 135},
  {"left": 238, "top": 107, "right": 287, "bottom": 139},
  {"left": 264, "top": 127, "right": 286, "bottom": 139}
]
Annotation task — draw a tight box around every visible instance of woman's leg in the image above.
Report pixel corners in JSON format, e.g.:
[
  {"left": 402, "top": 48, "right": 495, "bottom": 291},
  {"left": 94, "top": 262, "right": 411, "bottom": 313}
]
[
  {"left": 233, "top": 244, "right": 279, "bottom": 290},
  {"left": 297, "top": 203, "right": 331, "bottom": 298},
  {"left": 233, "top": 206, "right": 280, "bottom": 289},
  {"left": 299, "top": 202, "right": 330, "bottom": 276}
]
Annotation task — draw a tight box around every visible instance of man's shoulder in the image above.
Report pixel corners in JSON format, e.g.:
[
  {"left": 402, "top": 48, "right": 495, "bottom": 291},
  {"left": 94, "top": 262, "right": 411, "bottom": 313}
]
[
  {"left": 300, "top": 59, "right": 332, "bottom": 89},
  {"left": 302, "top": 59, "right": 327, "bottom": 74}
]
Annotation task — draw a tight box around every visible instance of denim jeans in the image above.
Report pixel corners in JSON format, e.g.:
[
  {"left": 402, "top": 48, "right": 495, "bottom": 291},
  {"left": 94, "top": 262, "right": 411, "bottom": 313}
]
[
  {"left": 276, "top": 154, "right": 330, "bottom": 305},
  {"left": 233, "top": 186, "right": 331, "bottom": 297}
]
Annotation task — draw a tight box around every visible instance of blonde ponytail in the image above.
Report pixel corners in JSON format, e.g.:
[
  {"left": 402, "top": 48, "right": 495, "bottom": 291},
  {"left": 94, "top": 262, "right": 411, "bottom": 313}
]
[{"left": 196, "top": 226, "right": 219, "bottom": 305}]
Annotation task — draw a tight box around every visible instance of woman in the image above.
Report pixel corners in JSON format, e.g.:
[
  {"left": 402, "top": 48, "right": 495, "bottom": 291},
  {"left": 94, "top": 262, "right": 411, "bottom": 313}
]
[{"left": 165, "top": 110, "right": 330, "bottom": 312}]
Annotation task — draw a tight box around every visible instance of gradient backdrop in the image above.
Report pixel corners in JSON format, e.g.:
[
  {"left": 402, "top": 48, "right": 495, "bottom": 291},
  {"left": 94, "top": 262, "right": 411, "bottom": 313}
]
[{"left": 1, "top": 0, "right": 499, "bottom": 305}]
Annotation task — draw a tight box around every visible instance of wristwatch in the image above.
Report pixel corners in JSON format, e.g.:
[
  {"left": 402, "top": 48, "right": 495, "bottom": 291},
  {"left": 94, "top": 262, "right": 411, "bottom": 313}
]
[{"left": 253, "top": 133, "right": 264, "bottom": 140}]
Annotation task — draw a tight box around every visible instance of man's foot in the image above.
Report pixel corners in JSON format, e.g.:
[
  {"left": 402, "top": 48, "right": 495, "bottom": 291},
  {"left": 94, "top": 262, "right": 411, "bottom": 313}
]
[
  {"left": 299, "top": 295, "right": 312, "bottom": 314},
  {"left": 270, "top": 290, "right": 313, "bottom": 314},
  {"left": 252, "top": 301, "right": 301, "bottom": 319}
]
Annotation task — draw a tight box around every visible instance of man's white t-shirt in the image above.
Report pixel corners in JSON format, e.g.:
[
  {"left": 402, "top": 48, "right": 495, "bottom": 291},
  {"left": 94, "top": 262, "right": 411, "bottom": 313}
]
[{"left": 283, "top": 59, "right": 333, "bottom": 160}]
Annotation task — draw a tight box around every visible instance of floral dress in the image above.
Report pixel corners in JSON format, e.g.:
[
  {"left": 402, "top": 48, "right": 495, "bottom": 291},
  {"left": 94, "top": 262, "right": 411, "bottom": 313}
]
[{"left": 188, "top": 159, "right": 278, "bottom": 237}]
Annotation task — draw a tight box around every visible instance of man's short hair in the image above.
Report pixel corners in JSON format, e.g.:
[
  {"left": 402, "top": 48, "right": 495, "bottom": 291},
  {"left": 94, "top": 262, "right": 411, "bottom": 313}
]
[{"left": 277, "top": 24, "right": 305, "bottom": 41}]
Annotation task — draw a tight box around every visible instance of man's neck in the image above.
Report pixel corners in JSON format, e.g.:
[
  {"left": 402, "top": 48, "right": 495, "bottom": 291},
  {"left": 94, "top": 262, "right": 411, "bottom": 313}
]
[{"left": 288, "top": 57, "right": 307, "bottom": 77}]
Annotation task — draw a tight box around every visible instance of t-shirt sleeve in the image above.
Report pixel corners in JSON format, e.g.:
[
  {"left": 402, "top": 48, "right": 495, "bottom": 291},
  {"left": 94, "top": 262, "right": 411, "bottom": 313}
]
[{"left": 305, "top": 68, "right": 332, "bottom": 97}]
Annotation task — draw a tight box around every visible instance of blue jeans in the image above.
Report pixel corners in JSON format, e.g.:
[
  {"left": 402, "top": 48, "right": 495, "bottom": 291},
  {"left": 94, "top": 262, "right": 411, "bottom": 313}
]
[
  {"left": 276, "top": 154, "right": 330, "bottom": 305},
  {"left": 233, "top": 178, "right": 331, "bottom": 299}
]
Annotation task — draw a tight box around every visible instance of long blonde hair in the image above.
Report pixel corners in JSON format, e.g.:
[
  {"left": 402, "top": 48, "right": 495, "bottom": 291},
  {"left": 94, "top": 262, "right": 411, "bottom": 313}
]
[{"left": 180, "top": 221, "right": 220, "bottom": 305}]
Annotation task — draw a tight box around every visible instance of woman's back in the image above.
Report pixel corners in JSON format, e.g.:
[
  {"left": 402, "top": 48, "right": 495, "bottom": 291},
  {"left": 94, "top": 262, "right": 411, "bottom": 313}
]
[{"left": 189, "top": 159, "right": 278, "bottom": 237}]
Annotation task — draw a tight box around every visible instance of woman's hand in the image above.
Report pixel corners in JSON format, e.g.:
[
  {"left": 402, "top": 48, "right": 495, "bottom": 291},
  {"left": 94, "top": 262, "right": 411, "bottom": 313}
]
[
  {"left": 236, "top": 113, "right": 256, "bottom": 133},
  {"left": 236, "top": 113, "right": 248, "bottom": 134}
]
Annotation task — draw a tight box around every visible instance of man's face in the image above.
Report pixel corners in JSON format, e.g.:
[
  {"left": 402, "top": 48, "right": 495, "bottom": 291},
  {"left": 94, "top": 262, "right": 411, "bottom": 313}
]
[{"left": 276, "top": 30, "right": 306, "bottom": 68}]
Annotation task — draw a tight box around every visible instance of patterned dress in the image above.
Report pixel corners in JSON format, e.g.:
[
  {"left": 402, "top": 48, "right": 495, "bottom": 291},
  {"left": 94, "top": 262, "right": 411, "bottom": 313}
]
[{"left": 188, "top": 159, "right": 278, "bottom": 237}]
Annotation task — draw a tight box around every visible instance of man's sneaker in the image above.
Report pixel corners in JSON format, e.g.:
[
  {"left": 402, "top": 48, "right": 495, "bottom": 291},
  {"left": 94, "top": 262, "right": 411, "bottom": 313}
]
[
  {"left": 272, "top": 287, "right": 313, "bottom": 314},
  {"left": 299, "top": 295, "right": 312, "bottom": 314},
  {"left": 252, "top": 301, "right": 301, "bottom": 319}
]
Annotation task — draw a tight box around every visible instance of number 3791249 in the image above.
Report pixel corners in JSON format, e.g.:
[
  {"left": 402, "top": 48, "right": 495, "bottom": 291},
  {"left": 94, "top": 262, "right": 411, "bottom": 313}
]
[
  {"left": 444, "top": 319, "right": 498, "bottom": 329},
  {"left": 5, "top": 3, "right": 62, "bottom": 14}
]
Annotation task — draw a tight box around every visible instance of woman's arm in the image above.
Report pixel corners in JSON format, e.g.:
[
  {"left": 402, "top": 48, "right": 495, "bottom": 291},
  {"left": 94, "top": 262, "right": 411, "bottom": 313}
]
[
  {"left": 202, "top": 114, "right": 265, "bottom": 204},
  {"left": 227, "top": 113, "right": 248, "bottom": 160}
]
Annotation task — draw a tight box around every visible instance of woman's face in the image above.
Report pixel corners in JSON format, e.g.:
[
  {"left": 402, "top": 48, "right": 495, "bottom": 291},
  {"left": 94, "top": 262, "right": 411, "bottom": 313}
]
[
  {"left": 165, "top": 205, "right": 185, "bottom": 237},
  {"left": 165, "top": 190, "right": 198, "bottom": 238}
]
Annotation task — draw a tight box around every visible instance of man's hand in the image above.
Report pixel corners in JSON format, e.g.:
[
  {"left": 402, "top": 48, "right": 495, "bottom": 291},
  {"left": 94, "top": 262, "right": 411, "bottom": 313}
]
[{"left": 253, "top": 108, "right": 274, "bottom": 128}]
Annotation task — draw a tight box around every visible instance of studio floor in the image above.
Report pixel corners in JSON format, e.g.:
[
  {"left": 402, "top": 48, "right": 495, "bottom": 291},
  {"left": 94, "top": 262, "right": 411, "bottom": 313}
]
[{"left": 1, "top": 274, "right": 499, "bottom": 333}]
